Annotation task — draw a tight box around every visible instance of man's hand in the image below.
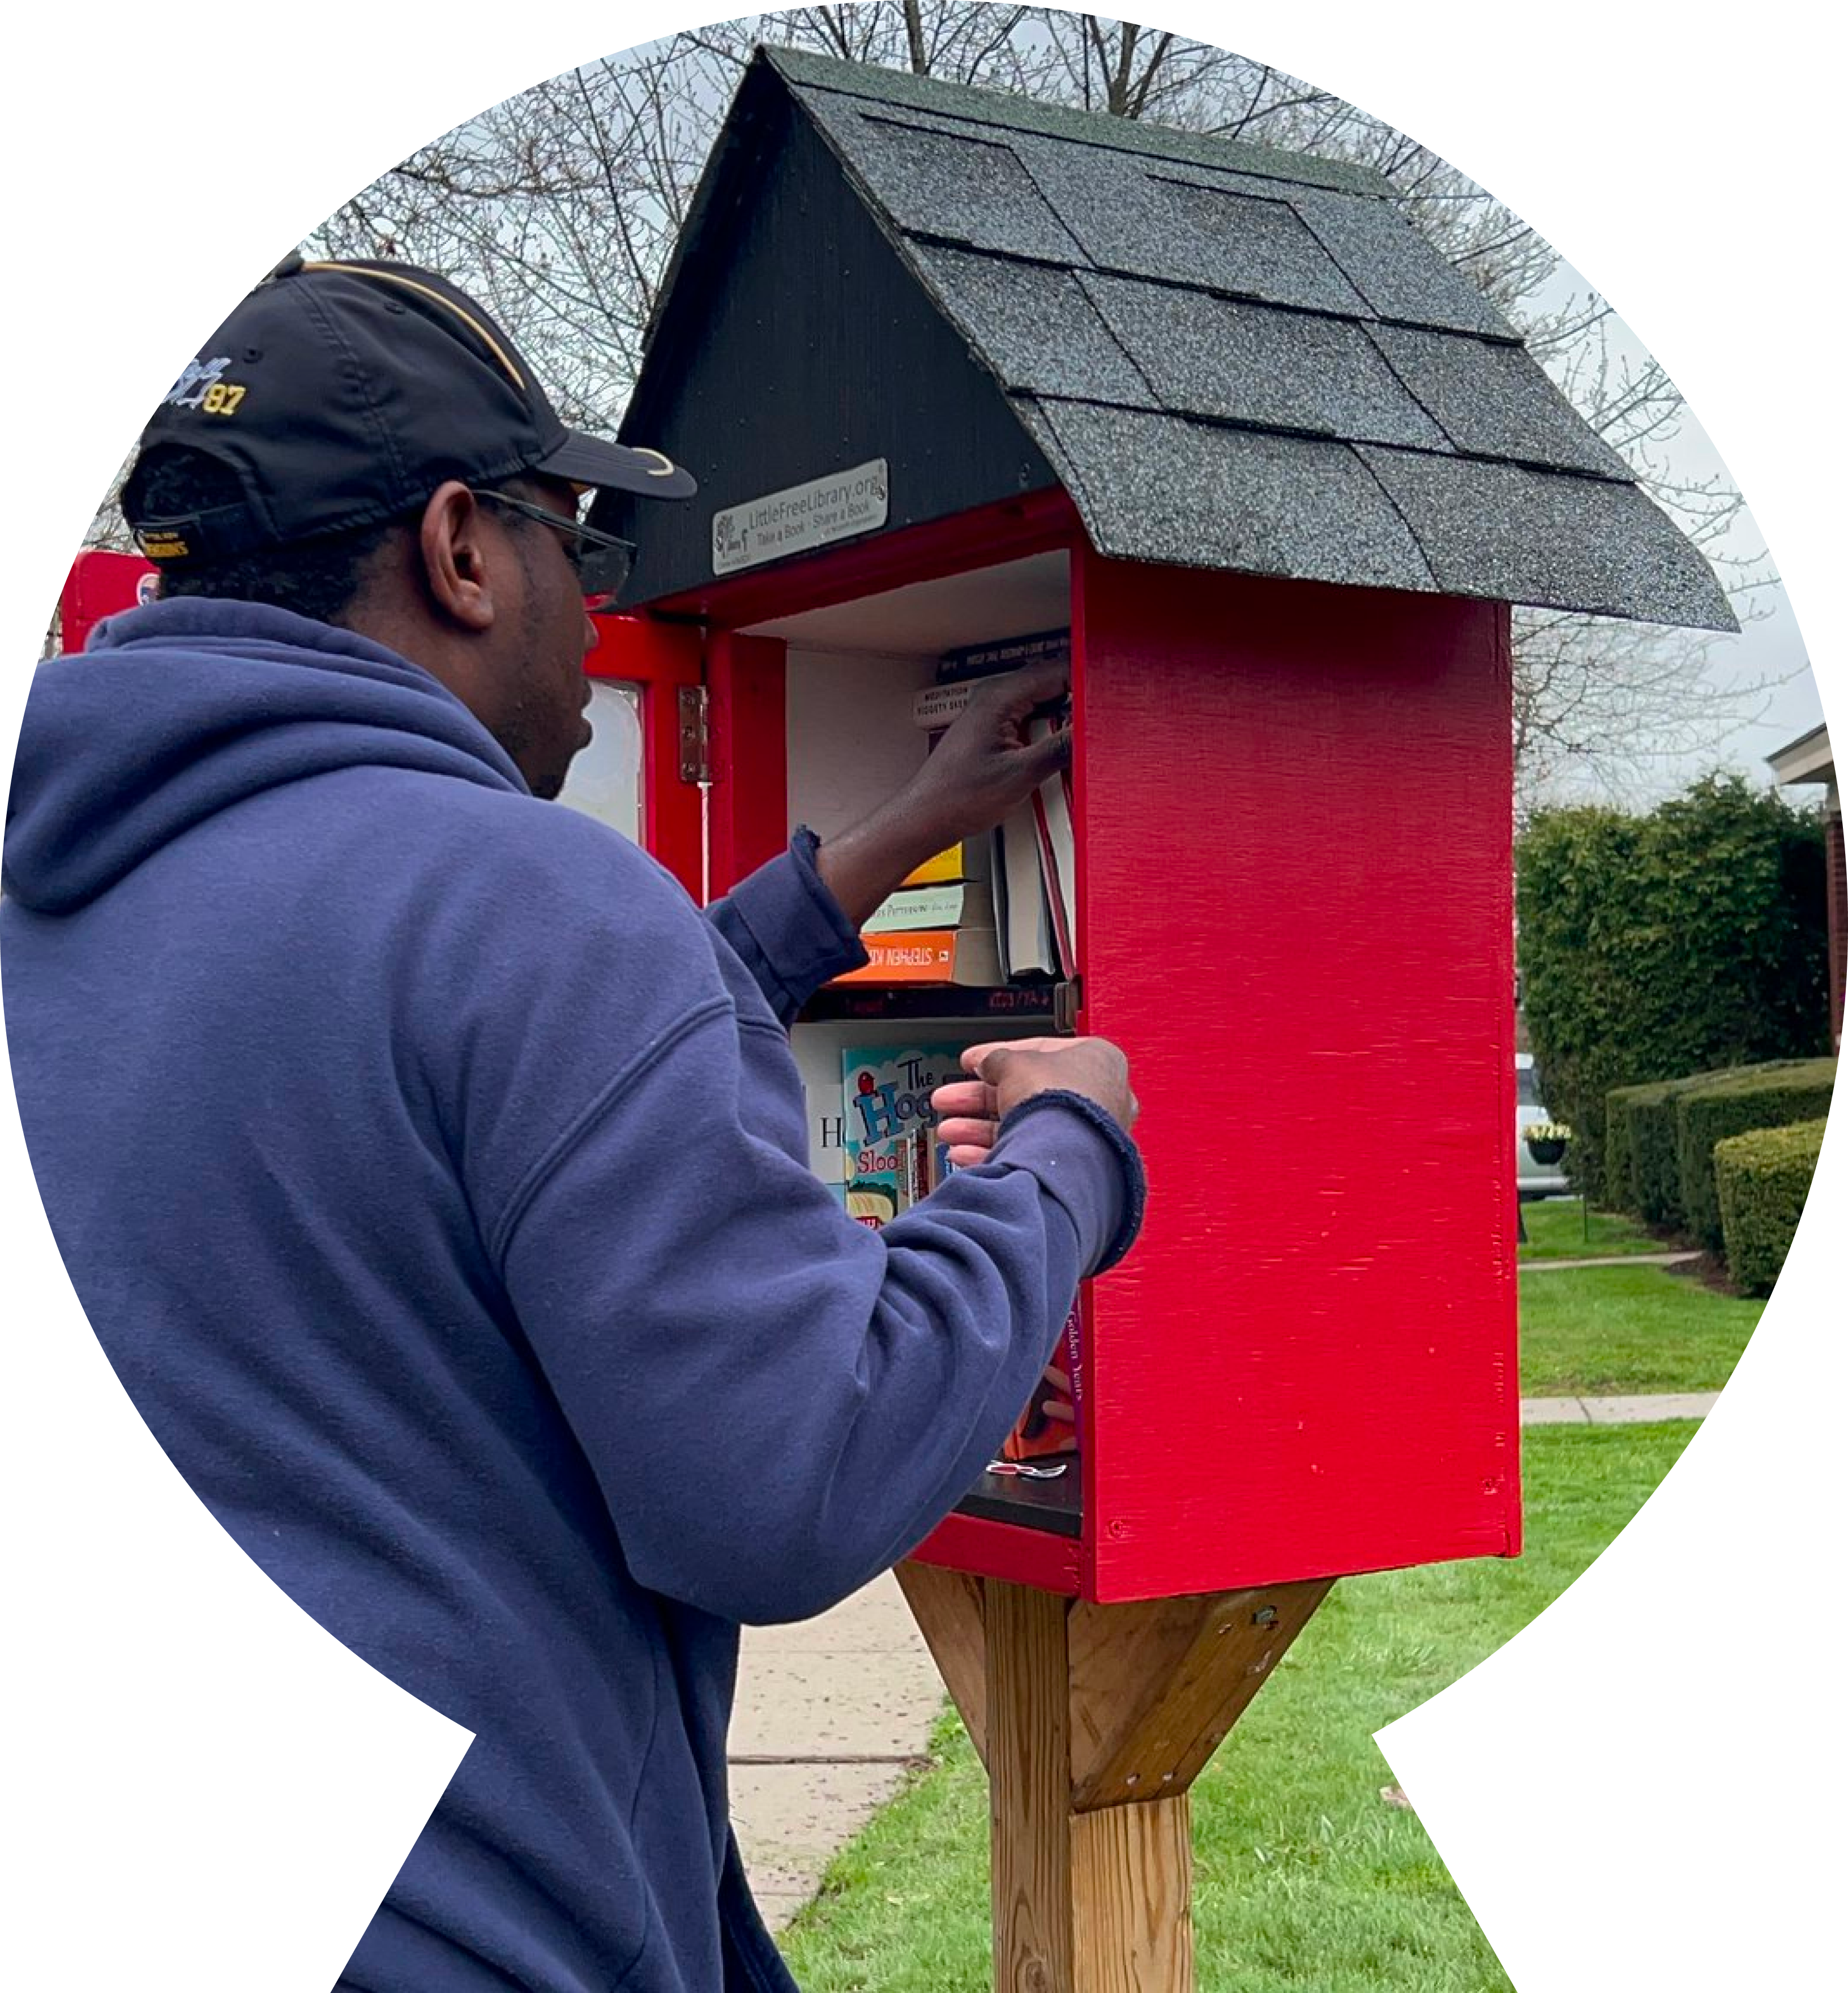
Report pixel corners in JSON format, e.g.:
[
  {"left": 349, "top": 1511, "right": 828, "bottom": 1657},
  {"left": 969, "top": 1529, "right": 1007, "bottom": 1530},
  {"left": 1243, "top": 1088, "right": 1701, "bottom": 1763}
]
[
  {"left": 1027, "top": 1362, "right": 1076, "bottom": 1436},
  {"left": 931, "top": 1036, "right": 1136, "bottom": 1167},
  {"left": 902, "top": 661, "right": 1070, "bottom": 850},
  {"left": 814, "top": 662, "right": 1070, "bottom": 929}
]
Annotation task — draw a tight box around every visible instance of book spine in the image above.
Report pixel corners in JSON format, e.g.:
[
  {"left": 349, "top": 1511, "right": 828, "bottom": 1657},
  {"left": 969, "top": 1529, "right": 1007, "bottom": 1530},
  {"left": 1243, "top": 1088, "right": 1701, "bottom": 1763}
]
[
  {"left": 863, "top": 883, "right": 965, "bottom": 934},
  {"left": 911, "top": 682, "right": 976, "bottom": 731},
  {"left": 833, "top": 930, "right": 996, "bottom": 985},
  {"left": 899, "top": 843, "right": 969, "bottom": 888},
  {"left": 1026, "top": 711, "right": 1077, "bottom": 980},
  {"left": 1000, "top": 1295, "right": 1084, "bottom": 1462},
  {"left": 1029, "top": 783, "right": 1076, "bottom": 981},
  {"left": 836, "top": 933, "right": 957, "bottom": 983},
  {"left": 936, "top": 628, "right": 1072, "bottom": 685}
]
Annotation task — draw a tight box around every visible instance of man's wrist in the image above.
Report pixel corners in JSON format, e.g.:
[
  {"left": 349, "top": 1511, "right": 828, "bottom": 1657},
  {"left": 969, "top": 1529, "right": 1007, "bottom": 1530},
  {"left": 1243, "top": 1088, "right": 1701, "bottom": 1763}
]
[{"left": 814, "top": 799, "right": 957, "bottom": 929}]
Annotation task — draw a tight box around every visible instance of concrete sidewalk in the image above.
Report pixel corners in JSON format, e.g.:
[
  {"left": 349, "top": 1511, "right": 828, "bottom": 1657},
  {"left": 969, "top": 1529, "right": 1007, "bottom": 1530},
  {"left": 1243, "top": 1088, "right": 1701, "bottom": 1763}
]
[
  {"left": 730, "top": 1570, "right": 939, "bottom": 1932},
  {"left": 730, "top": 1389, "right": 1719, "bottom": 1930},
  {"left": 1520, "top": 1250, "right": 1701, "bottom": 1273}
]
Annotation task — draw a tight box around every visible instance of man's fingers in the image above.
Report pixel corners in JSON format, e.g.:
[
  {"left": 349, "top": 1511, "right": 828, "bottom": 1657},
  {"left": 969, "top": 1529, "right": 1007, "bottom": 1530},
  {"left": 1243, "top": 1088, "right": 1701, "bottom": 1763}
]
[
  {"left": 934, "top": 1114, "right": 999, "bottom": 1153},
  {"left": 1022, "top": 725, "right": 1072, "bottom": 782},
  {"left": 931, "top": 1077, "right": 996, "bottom": 1118},
  {"left": 974, "top": 659, "right": 1068, "bottom": 717}
]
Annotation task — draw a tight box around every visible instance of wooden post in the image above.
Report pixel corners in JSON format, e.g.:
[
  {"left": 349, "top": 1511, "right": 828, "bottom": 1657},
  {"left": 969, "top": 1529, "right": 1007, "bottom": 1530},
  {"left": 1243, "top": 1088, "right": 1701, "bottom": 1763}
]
[{"left": 899, "top": 1564, "right": 1331, "bottom": 1992}]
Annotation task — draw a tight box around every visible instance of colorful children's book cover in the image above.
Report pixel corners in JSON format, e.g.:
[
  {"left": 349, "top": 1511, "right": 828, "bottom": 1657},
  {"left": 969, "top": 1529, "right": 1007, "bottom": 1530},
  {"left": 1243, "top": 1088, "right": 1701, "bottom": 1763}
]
[{"left": 840, "top": 1043, "right": 965, "bottom": 1226}]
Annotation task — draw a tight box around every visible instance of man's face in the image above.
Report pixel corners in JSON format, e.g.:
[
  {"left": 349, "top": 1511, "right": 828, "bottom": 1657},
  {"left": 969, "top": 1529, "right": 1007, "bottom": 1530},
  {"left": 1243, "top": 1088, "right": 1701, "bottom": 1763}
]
[{"left": 487, "top": 479, "right": 600, "bottom": 801}]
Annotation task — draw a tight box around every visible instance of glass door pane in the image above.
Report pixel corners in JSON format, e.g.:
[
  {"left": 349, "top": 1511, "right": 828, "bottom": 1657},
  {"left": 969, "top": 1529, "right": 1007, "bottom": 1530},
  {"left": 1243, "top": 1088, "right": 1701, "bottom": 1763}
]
[{"left": 557, "top": 679, "right": 644, "bottom": 845}]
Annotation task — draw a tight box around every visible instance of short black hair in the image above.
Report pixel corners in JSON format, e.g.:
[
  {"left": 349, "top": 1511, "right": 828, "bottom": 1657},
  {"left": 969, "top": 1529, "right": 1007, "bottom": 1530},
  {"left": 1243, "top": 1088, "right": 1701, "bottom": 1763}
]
[{"left": 122, "top": 444, "right": 401, "bottom": 627}]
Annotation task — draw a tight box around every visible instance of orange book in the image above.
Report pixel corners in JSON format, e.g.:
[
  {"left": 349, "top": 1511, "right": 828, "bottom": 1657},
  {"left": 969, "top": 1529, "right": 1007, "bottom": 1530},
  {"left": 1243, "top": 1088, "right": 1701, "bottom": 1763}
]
[{"left": 835, "top": 926, "right": 1002, "bottom": 985}]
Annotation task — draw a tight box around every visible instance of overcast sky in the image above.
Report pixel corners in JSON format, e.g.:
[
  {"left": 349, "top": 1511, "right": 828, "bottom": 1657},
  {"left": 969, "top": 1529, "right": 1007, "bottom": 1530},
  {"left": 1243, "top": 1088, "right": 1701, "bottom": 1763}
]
[{"left": 1531, "top": 260, "right": 1826, "bottom": 807}]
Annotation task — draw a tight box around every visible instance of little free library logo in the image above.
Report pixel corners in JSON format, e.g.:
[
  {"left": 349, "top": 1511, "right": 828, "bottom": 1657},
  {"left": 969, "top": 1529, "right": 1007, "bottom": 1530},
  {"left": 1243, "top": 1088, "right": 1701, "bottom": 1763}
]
[{"left": 713, "top": 459, "right": 888, "bottom": 575}]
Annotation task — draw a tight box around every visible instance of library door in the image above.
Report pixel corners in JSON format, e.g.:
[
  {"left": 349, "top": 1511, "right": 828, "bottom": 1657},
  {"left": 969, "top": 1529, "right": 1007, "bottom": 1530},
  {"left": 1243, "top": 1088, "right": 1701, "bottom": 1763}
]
[{"left": 571, "top": 615, "right": 705, "bottom": 901}]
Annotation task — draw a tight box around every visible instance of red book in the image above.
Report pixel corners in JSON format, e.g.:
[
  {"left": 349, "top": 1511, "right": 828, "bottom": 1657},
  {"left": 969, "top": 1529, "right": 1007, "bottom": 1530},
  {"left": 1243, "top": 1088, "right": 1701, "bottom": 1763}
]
[{"left": 1000, "top": 1296, "right": 1084, "bottom": 1462}]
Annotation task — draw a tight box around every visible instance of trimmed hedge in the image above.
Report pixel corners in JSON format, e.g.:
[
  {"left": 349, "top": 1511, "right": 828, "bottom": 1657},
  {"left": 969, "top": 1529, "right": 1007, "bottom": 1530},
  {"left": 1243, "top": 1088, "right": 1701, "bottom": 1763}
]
[
  {"left": 1517, "top": 776, "right": 1830, "bottom": 1203},
  {"left": 1627, "top": 1079, "right": 1700, "bottom": 1225},
  {"left": 1604, "top": 1084, "right": 1646, "bottom": 1213},
  {"left": 1715, "top": 1119, "right": 1830, "bottom": 1297},
  {"left": 1677, "top": 1060, "right": 1836, "bottom": 1252},
  {"left": 1605, "top": 1059, "right": 1833, "bottom": 1231}
]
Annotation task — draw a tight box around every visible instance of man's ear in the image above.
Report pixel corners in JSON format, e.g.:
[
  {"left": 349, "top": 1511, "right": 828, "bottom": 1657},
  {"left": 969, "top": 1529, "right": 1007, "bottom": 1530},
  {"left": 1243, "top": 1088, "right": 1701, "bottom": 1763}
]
[{"left": 417, "top": 481, "right": 498, "bottom": 633}]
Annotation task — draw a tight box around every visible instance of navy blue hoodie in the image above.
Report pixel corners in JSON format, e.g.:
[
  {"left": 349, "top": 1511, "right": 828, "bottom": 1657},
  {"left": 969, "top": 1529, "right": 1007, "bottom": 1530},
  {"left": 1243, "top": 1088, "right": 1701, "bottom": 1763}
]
[{"left": 2, "top": 599, "right": 1141, "bottom": 1992}]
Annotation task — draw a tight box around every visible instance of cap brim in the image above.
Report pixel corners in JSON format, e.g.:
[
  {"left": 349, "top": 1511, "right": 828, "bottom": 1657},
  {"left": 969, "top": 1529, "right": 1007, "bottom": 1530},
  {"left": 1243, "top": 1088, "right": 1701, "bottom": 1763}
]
[{"left": 538, "top": 430, "right": 697, "bottom": 500}]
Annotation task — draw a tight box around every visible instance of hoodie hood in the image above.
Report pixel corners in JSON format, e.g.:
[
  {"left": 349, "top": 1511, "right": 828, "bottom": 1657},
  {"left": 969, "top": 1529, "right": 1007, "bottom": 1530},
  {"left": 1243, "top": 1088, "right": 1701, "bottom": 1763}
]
[{"left": 4, "top": 598, "right": 527, "bottom": 913}]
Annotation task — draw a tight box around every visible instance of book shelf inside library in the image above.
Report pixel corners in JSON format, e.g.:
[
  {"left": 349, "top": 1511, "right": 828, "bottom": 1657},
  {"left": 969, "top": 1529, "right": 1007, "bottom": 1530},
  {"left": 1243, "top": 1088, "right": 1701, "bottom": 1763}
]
[{"left": 763, "top": 555, "right": 1088, "bottom": 1542}]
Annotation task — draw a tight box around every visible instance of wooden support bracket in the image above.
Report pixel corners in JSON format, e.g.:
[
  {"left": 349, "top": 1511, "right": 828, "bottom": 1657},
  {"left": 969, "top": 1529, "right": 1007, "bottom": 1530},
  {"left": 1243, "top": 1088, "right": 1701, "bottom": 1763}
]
[{"left": 898, "top": 1561, "right": 1331, "bottom": 1992}]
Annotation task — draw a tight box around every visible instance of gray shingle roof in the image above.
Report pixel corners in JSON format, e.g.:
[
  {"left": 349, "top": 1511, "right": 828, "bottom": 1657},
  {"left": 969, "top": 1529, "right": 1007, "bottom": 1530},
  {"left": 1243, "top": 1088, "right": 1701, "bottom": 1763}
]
[{"left": 767, "top": 48, "right": 1734, "bottom": 632}]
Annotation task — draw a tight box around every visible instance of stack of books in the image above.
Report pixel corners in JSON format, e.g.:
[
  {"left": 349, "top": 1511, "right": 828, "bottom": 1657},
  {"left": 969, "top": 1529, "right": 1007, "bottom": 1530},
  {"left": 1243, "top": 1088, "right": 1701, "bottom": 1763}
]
[
  {"left": 837, "top": 837, "right": 1000, "bottom": 986},
  {"left": 836, "top": 628, "right": 1077, "bottom": 989}
]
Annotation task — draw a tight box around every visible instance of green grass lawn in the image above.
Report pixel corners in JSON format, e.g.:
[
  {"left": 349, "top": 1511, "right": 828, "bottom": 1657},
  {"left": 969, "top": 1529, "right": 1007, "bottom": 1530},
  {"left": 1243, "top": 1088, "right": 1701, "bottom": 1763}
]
[
  {"left": 1518, "top": 1263, "right": 1760, "bottom": 1396},
  {"left": 779, "top": 1423, "right": 1697, "bottom": 1992},
  {"left": 1517, "top": 1197, "right": 1664, "bottom": 1261}
]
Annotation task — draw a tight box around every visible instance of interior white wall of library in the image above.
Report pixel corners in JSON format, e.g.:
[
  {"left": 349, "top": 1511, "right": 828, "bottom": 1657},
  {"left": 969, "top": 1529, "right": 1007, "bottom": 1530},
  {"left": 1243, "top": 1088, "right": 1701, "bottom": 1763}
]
[
  {"left": 741, "top": 551, "right": 1068, "bottom": 658},
  {"left": 785, "top": 649, "right": 938, "bottom": 842}
]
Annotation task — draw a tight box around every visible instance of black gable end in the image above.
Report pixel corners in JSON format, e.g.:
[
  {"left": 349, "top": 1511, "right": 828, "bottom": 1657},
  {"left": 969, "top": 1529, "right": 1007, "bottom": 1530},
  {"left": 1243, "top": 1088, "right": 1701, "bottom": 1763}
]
[
  {"left": 605, "top": 48, "right": 1734, "bottom": 635},
  {"left": 605, "top": 84, "right": 1057, "bottom": 609}
]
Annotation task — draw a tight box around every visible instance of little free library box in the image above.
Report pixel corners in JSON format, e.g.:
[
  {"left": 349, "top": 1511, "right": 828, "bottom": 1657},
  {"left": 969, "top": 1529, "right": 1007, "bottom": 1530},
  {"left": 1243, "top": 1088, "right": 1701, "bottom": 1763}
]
[{"left": 592, "top": 45, "right": 1729, "bottom": 1589}]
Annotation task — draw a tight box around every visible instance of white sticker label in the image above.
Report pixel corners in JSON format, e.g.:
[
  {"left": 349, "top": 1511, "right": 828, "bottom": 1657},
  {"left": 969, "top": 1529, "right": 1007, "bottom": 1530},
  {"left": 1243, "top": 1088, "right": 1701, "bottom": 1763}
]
[{"left": 712, "top": 460, "right": 889, "bottom": 575}]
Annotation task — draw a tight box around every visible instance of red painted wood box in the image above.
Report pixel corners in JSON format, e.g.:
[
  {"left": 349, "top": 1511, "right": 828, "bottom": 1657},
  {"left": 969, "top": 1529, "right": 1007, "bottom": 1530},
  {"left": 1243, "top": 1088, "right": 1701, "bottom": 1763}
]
[
  {"left": 580, "top": 50, "right": 1721, "bottom": 1606},
  {"left": 589, "top": 488, "right": 1521, "bottom": 1605}
]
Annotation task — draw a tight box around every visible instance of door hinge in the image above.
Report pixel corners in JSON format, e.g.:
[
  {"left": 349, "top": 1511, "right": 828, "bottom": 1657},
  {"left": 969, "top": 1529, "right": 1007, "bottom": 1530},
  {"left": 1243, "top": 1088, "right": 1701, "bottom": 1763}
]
[{"left": 678, "top": 684, "right": 710, "bottom": 785}]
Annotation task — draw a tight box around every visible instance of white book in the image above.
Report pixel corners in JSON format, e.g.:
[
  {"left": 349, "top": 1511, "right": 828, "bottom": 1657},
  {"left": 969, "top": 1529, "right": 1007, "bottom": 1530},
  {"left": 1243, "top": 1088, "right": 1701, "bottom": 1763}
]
[
  {"left": 993, "top": 806, "right": 1056, "bottom": 980},
  {"left": 862, "top": 882, "right": 977, "bottom": 934},
  {"left": 1027, "top": 714, "right": 1077, "bottom": 977}
]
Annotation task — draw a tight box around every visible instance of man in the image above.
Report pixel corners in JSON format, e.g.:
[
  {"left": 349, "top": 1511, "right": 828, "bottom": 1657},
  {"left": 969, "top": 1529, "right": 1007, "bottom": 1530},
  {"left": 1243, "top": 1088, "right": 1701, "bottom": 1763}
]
[{"left": 2, "top": 256, "right": 1142, "bottom": 1991}]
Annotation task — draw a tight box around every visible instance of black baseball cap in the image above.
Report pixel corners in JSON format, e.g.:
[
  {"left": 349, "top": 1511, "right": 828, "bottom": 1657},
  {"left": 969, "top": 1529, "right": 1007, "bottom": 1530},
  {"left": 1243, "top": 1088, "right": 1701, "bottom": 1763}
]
[{"left": 124, "top": 253, "right": 695, "bottom": 566}]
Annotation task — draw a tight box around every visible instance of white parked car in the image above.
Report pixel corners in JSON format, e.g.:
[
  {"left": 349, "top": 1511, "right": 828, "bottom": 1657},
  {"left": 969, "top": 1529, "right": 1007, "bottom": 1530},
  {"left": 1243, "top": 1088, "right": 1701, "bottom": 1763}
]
[{"left": 1517, "top": 1052, "right": 1571, "bottom": 1200}]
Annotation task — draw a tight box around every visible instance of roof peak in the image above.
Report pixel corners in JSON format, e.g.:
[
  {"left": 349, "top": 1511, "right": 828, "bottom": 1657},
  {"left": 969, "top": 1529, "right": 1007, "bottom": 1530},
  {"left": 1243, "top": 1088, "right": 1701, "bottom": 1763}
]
[{"left": 756, "top": 43, "right": 1388, "bottom": 199}]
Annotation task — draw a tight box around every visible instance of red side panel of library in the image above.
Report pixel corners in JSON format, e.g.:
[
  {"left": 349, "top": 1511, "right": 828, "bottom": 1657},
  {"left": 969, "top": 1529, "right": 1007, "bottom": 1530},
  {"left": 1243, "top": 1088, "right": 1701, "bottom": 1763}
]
[{"left": 1075, "top": 555, "right": 1521, "bottom": 1603}]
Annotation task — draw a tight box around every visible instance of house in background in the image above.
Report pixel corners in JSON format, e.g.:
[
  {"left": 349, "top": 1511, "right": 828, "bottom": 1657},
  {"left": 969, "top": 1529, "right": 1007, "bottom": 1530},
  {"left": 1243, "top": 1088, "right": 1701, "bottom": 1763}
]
[{"left": 1769, "top": 720, "right": 1842, "bottom": 1050}]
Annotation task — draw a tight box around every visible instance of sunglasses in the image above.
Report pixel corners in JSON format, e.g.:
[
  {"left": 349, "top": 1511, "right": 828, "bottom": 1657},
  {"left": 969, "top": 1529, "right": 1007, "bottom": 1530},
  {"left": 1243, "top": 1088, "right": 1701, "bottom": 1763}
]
[{"left": 469, "top": 488, "right": 636, "bottom": 612}]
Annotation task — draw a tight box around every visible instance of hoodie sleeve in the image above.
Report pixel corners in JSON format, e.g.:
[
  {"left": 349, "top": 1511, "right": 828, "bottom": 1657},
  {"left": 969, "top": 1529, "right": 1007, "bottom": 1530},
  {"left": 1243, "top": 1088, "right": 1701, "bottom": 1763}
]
[
  {"left": 458, "top": 823, "right": 1143, "bottom": 1625},
  {"left": 703, "top": 827, "right": 867, "bottom": 1027}
]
